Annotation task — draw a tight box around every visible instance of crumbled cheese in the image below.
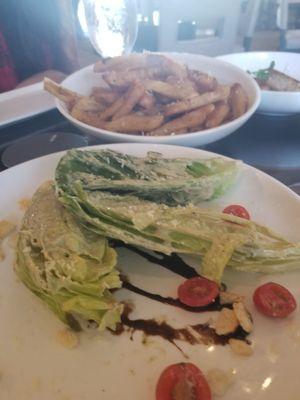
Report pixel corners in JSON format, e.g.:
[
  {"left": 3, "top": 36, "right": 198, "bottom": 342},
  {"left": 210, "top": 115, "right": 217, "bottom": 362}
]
[
  {"left": 18, "top": 198, "right": 31, "bottom": 211},
  {"left": 219, "top": 291, "right": 245, "bottom": 305},
  {"left": 215, "top": 308, "right": 239, "bottom": 335},
  {"left": 229, "top": 339, "right": 253, "bottom": 356},
  {"left": 0, "top": 220, "right": 15, "bottom": 240},
  {"left": 207, "top": 368, "right": 234, "bottom": 397},
  {"left": 56, "top": 329, "right": 79, "bottom": 349},
  {"left": 0, "top": 247, "right": 4, "bottom": 262},
  {"left": 8, "top": 232, "right": 18, "bottom": 249},
  {"left": 286, "top": 321, "right": 300, "bottom": 346},
  {"left": 233, "top": 302, "right": 253, "bottom": 333},
  {"left": 266, "top": 340, "right": 280, "bottom": 363}
]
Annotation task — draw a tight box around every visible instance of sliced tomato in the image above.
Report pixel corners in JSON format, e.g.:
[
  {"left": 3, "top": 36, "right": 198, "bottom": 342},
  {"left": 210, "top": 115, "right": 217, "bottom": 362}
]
[
  {"left": 223, "top": 204, "right": 250, "bottom": 220},
  {"left": 253, "top": 282, "right": 297, "bottom": 318},
  {"left": 178, "top": 277, "right": 219, "bottom": 307},
  {"left": 156, "top": 363, "right": 211, "bottom": 400}
]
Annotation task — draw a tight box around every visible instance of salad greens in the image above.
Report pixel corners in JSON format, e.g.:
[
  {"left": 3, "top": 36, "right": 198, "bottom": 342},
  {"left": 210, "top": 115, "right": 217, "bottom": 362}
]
[
  {"left": 15, "top": 182, "right": 123, "bottom": 331},
  {"left": 248, "top": 61, "right": 275, "bottom": 82},
  {"left": 56, "top": 149, "right": 240, "bottom": 206},
  {"left": 55, "top": 150, "right": 300, "bottom": 283}
]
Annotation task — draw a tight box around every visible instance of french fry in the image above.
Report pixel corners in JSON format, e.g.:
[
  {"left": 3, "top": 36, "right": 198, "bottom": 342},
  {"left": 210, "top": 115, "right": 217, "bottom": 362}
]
[
  {"left": 93, "top": 54, "right": 146, "bottom": 72},
  {"left": 94, "top": 53, "right": 158, "bottom": 73},
  {"left": 166, "top": 75, "right": 198, "bottom": 98},
  {"left": 147, "top": 104, "right": 215, "bottom": 136},
  {"left": 154, "top": 93, "right": 172, "bottom": 105},
  {"left": 163, "top": 86, "right": 230, "bottom": 117},
  {"left": 94, "top": 53, "right": 187, "bottom": 79},
  {"left": 144, "top": 79, "right": 189, "bottom": 100},
  {"left": 93, "top": 58, "right": 105, "bottom": 72},
  {"left": 145, "top": 77, "right": 198, "bottom": 100},
  {"left": 103, "top": 68, "right": 161, "bottom": 88},
  {"left": 91, "top": 87, "right": 121, "bottom": 105},
  {"left": 44, "top": 78, "right": 81, "bottom": 109},
  {"left": 159, "top": 56, "right": 188, "bottom": 80},
  {"left": 71, "top": 104, "right": 104, "bottom": 128},
  {"left": 139, "top": 92, "right": 156, "bottom": 109},
  {"left": 71, "top": 97, "right": 104, "bottom": 113},
  {"left": 205, "top": 101, "right": 230, "bottom": 128},
  {"left": 104, "top": 113, "right": 164, "bottom": 133},
  {"left": 189, "top": 70, "right": 218, "bottom": 92},
  {"left": 229, "top": 83, "right": 248, "bottom": 119},
  {"left": 113, "top": 82, "right": 145, "bottom": 119},
  {"left": 141, "top": 105, "right": 162, "bottom": 116},
  {"left": 98, "top": 96, "right": 125, "bottom": 121}
]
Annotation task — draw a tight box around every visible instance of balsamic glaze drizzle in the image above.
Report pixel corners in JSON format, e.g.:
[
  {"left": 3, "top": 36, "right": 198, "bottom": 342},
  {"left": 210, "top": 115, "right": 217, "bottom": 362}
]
[
  {"left": 122, "top": 279, "right": 223, "bottom": 313},
  {"left": 113, "top": 305, "right": 249, "bottom": 350},
  {"left": 113, "top": 241, "right": 198, "bottom": 278},
  {"left": 109, "top": 241, "right": 249, "bottom": 349}
]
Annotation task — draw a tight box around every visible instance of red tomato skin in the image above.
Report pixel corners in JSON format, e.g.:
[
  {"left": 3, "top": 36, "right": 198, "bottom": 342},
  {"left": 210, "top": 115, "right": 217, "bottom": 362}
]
[
  {"left": 253, "top": 282, "right": 297, "bottom": 318},
  {"left": 223, "top": 204, "right": 250, "bottom": 220},
  {"left": 156, "top": 363, "right": 211, "bottom": 400},
  {"left": 177, "top": 277, "right": 219, "bottom": 307}
]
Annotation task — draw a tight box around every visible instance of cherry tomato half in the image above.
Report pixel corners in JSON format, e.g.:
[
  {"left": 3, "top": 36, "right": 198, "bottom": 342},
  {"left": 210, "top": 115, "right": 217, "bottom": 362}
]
[
  {"left": 223, "top": 204, "right": 250, "bottom": 220},
  {"left": 178, "top": 277, "right": 219, "bottom": 307},
  {"left": 253, "top": 282, "right": 297, "bottom": 318},
  {"left": 156, "top": 363, "right": 211, "bottom": 400}
]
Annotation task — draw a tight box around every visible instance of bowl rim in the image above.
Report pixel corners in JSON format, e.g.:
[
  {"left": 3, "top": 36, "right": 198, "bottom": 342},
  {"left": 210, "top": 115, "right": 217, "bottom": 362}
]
[{"left": 56, "top": 53, "right": 261, "bottom": 140}]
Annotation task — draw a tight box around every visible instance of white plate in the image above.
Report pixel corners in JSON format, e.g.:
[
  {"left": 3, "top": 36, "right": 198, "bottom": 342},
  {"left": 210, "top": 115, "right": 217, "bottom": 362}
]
[
  {"left": 218, "top": 52, "right": 300, "bottom": 116},
  {"left": 1, "top": 143, "right": 300, "bottom": 400},
  {"left": 55, "top": 53, "right": 260, "bottom": 147},
  {"left": 0, "top": 82, "right": 55, "bottom": 127}
]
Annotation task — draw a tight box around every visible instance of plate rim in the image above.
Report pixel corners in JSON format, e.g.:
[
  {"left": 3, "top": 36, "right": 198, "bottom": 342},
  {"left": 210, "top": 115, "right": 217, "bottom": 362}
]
[{"left": 0, "top": 81, "right": 55, "bottom": 127}]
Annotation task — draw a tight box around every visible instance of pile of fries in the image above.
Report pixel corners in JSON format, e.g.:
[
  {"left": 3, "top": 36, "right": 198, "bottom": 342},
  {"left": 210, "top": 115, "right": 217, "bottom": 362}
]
[{"left": 44, "top": 53, "right": 249, "bottom": 136}]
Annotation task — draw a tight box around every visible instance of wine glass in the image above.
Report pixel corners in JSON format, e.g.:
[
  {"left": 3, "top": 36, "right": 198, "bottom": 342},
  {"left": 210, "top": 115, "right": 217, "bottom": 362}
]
[{"left": 82, "top": 0, "right": 138, "bottom": 58}]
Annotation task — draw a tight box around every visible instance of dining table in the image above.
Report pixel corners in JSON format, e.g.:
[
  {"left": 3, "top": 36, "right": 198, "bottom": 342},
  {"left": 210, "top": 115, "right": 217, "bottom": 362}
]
[{"left": 0, "top": 108, "right": 300, "bottom": 194}]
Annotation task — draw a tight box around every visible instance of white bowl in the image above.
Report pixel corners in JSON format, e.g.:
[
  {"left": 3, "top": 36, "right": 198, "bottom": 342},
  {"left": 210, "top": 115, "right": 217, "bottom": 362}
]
[
  {"left": 218, "top": 51, "right": 300, "bottom": 116},
  {"left": 56, "top": 53, "right": 260, "bottom": 146}
]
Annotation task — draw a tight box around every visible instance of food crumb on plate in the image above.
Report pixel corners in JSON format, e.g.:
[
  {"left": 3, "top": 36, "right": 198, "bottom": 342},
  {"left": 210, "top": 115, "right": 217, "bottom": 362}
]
[
  {"left": 287, "top": 322, "right": 300, "bottom": 345},
  {"left": 56, "top": 328, "right": 79, "bottom": 349},
  {"left": 215, "top": 308, "right": 239, "bottom": 335},
  {"left": 30, "top": 377, "right": 42, "bottom": 391},
  {"left": 233, "top": 302, "right": 253, "bottom": 333},
  {"left": 8, "top": 232, "right": 18, "bottom": 249},
  {"left": 0, "top": 247, "right": 4, "bottom": 262},
  {"left": 0, "top": 220, "right": 15, "bottom": 240},
  {"left": 219, "top": 291, "right": 245, "bottom": 305},
  {"left": 266, "top": 340, "right": 280, "bottom": 363},
  {"left": 207, "top": 368, "right": 234, "bottom": 396},
  {"left": 18, "top": 198, "right": 31, "bottom": 211},
  {"left": 229, "top": 338, "right": 253, "bottom": 356}
]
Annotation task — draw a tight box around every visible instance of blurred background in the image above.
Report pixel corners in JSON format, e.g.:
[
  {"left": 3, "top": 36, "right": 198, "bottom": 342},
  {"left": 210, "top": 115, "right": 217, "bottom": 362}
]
[{"left": 1, "top": 0, "right": 300, "bottom": 93}]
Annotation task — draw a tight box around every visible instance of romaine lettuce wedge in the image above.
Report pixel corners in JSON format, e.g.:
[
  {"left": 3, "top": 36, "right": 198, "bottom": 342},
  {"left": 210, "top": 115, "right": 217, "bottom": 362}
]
[
  {"left": 15, "top": 182, "right": 123, "bottom": 331},
  {"left": 56, "top": 149, "right": 240, "bottom": 206},
  {"left": 56, "top": 184, "right": 300, "bottom": 283}
]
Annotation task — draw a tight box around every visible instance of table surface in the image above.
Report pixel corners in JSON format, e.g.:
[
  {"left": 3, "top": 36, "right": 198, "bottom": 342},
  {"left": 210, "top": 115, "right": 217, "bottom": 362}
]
[{"left": 0, "top": 109, "right": 300, "bottom": 189}]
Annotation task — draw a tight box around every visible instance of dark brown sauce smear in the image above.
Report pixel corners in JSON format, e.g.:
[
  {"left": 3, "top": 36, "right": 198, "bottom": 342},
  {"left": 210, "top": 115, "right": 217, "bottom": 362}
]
[
  {"left": 109, "top": 241, "right": 247, "bottom": 351},
  {"left": 122, "top": 278, "right": 224, "bottom": 313},
  {"left": 113, "top": 305, "right": 249, "bottom": 351},
  {"left": 112, "top": 241, "right": 198, "bottom": 279},
  {"left": 112, "top": 241, "right": 226, "bottom": 292}
]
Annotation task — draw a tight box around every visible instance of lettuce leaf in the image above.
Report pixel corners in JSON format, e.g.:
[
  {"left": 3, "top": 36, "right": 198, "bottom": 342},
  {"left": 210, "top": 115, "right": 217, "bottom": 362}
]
[
  {"left": 56, "top": 185, "right": 300, "bottom": 283},
  {"left": 15, "top": 182, "right": 123, "bottom": 331},
  {"left": 56, "top": 149, "right": 240, "bottom": 206}
]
